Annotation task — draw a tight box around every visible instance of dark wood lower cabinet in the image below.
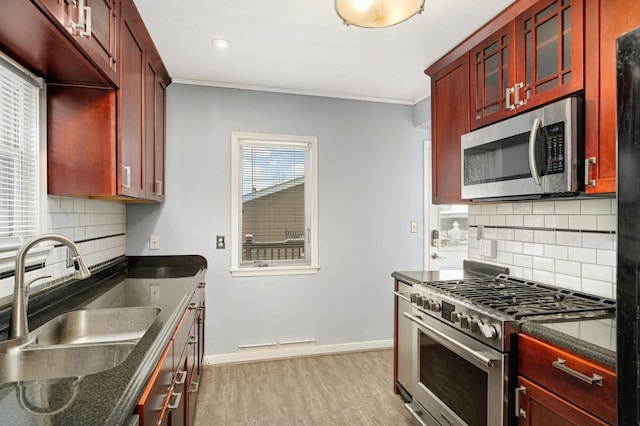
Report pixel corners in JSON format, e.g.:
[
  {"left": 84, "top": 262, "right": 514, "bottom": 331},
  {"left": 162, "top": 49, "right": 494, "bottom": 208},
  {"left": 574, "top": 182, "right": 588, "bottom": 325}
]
[
  {"left": 516, "top": 376, "right": 609, "bottom": 426},
  {"left": 136, "top": 284, "right": 205, "bottom": 426}
]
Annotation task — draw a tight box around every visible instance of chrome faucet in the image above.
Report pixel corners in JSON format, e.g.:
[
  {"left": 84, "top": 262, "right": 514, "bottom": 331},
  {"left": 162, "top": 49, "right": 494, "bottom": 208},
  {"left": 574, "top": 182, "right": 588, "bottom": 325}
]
[{"left": 9, "top": 233, "right": 91, "bottom": 339}]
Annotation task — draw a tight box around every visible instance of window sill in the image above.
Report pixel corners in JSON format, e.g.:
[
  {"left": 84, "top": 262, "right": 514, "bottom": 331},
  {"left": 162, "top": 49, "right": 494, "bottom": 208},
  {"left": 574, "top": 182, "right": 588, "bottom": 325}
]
[
  {"left": 0, "top": 245, "right": 52, "bottom": 275},
  {"left": 230, "top": 265, "right": 320, "bottom": 277}
]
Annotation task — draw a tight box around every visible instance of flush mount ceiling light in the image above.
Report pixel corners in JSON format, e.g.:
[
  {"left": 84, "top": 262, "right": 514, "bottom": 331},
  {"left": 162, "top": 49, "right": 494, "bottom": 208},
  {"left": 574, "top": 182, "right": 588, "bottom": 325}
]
[
  {"left": 212, "top": 38, "right": 231, "bottom": 49},
  {"left": 335, "top": 0, "right": 425, "bottom": 28}
]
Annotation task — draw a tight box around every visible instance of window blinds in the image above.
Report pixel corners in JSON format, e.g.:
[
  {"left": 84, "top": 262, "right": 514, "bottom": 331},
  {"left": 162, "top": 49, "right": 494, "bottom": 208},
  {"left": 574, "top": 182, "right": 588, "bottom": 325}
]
[
  {"left": 0, "top": 56, "right": 41, "bottom": 240},
  {"left": 240, "top": 142, "right": 308, "bottom": 265}
]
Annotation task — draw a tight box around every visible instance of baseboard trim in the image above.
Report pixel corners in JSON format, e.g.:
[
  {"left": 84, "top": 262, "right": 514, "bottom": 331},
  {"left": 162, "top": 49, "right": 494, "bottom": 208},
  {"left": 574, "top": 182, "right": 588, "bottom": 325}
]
[{"left": 203, "top": 339, "right": 393, "bottom": 365}]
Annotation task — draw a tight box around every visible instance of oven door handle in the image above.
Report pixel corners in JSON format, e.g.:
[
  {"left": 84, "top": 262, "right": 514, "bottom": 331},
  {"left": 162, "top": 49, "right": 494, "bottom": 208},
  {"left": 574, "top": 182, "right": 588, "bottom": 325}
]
[
  {"left": 528, "top": 117, "right": 543, "bottom": 186},
  {"left": 392, "top": 291, "right": 411, "bottom": 302},
  {"left": 403, "top": 312, "right": 498, "bottom": 368}
]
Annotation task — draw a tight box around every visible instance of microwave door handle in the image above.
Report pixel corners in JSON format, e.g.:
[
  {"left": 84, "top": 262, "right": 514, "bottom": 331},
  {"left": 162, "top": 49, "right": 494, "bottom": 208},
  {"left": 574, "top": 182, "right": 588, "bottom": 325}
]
[{"left": 528, "top": 118, "right": 543, "bottom": 186}]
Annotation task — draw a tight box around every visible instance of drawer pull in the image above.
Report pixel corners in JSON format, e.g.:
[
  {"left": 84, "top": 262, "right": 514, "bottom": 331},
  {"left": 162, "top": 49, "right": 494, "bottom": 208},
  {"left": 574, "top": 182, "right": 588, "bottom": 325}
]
[
  {"left": 189, "top": 380, "right": 200, "bottom": 393},
  {"left": 552, "top": 358, "right": 603, "bottom": 386},
  {"left": 175, "top": 369, "right": 187, "bottom": 385},
  {"left": 514, "top": 386, "right": 526, "bottom": 418},
  {"left": 188, "top": 335, "right": 197, "bottom": 344},
  {"left": 188, "top": 301, "right": 197, "bottom": 310},
  {"left": 167, "top": 390, "right": 183, "bottom": 410}
]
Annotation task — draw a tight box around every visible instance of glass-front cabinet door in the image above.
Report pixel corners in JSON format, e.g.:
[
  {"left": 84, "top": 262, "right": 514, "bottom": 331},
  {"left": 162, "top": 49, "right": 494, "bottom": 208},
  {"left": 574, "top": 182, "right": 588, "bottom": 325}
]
[
  {"left": 515, "top": 0, "right": 584, "bottom": 111},
  {"left": 469, "top": 0, "right": 583, "bottom": 130},
  {"left": 470, "top": 24, "right": 515, "bottom": 129}
]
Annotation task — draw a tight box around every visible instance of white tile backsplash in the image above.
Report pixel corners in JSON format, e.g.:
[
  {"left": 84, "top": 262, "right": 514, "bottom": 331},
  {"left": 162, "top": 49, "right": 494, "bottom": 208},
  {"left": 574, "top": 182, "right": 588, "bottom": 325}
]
[
  {"left": 468, "top": 198, "right": 617, "bottom": 296},
  {"left": 0, "top": 196, "right": 126, "bottom": 305}
]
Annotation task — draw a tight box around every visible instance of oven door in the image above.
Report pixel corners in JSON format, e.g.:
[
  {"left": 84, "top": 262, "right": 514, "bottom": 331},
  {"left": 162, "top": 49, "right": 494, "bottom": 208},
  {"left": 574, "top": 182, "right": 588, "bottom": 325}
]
[{"left": 404, "top": 311, "right": 508, "bottom": 426}]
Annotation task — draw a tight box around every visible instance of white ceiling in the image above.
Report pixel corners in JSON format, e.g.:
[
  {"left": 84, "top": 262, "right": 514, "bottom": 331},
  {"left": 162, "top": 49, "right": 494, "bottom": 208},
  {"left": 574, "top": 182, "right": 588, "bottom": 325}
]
[{"left": 133, "top": 0, "right": 514, "bottom": 105}]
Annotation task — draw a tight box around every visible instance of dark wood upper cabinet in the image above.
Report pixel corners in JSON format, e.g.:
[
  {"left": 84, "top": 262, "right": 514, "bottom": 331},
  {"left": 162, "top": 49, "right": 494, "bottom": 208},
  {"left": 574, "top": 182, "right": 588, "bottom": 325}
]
[
  {"left": 583, "top": 0, "right": 640, "bottom": 194},
  {"left": 430, "top": 56, "right": 469, "bottom": 204},
  {"left": 470, "top": 0, "right": 584, "bottom": 130},
  {"left": 34, "top": 0, "right": 119, "bottom": 85}
]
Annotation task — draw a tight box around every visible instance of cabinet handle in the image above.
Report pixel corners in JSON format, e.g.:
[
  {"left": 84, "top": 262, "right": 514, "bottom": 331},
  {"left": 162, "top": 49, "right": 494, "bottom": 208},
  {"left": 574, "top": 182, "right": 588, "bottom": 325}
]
[
  {"left": 552, "top": 358, "right": 603, "bottom": 386},
  {"left": 514, "top": 386, "right": 526, "bottom": 418},
  {"left": 505, "top": 86, "right": 515, "bottom": 110},
  {"left": 80, "top": 4, "right": 91, "bottom": 37},
  {"left": 155, "top": 180, "right": 163, "bottom": 196},
  {"left": 167, "top": 390, "right": 183, "bottom": 410},
  {"left": 585, "top": 157, "right": 597, "bottom": 187},
  {"left": 189, "top": 380, "right": 200, "bottom": 393},
  {"left": 188, "top": 335, "right": 198, "bottom": 345},
  {"left": 122, "top": 166, "right": 131, "bottom": 188},
  {"left": 198, "top": 282, "right": 206, "bottom": 288},
  {"left": 188, "top": 301, "right": 197, "bottom": 310},
  {"left": 175, "top": 369, "right": 187, "bottom": 385},
  {"left": 513, "top": 82, "right": 524, "bottom": 108},
  {"left": 71, "top": 0, "right": 85, "bottom": 31}
]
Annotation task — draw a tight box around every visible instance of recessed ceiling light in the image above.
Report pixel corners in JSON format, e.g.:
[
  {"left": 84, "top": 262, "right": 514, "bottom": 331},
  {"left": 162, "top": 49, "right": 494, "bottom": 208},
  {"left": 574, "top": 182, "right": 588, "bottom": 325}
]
[{"left": 212, "top": 38, "right": 231, "bottom": 49}]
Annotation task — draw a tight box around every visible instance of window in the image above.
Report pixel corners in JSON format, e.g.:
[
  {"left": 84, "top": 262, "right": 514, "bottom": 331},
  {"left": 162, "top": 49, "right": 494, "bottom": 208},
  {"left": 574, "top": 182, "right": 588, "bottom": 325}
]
[
  {"left": 231, "top": 132, "right": 318, "bottom": 276},
  {"left": 0, "top": 53, "right": 44, "bottom": 249}
]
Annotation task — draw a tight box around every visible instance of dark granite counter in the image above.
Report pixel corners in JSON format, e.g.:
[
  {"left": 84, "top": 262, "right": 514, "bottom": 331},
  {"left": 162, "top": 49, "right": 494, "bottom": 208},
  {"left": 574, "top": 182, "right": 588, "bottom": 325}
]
[
  {"left": 392, "top": 260, "right": 509, "bottom": 286},
  {"left": 521, "top": 317, "right": 616, "bottom": 369},
  {"left": 0, "top": 255, "right": 207, "bottom": 425}
]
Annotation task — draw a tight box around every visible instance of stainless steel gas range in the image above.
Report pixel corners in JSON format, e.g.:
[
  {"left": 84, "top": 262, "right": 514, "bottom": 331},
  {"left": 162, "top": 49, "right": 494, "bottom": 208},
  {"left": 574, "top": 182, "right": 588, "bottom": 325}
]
[{"left": 397, "top": 274, "right": 616, "bottom": 426}]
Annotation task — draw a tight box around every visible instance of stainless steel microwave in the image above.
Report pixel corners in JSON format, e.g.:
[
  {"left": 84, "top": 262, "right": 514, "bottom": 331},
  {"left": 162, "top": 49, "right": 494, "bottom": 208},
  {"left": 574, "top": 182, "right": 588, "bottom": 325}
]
[{"left": 461, "top": 97, "right": 583, "bottom": 201}]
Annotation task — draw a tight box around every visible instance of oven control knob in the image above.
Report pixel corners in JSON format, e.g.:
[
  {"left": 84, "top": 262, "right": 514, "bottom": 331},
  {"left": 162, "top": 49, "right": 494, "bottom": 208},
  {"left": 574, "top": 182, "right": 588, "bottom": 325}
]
[
  {"left": 428, "top": 300, "right": 441, "bottom": 312},
  {"left": 414, "top": 295, "right": 424, "bottom": 305},
  {"left": 410, "top": 293, "right": 418, "bottom": 303},
  {"left": 469, "top": 318, "right": 482, "bottom": 334},
  {"left": 451, "top": 311, "right": 462, "bottom": 322},
  {"left": 460, "top": 315, "right": 470, "bottom": 329},
  {"left": 479, "top": 323, "right": 499, "bottom": 340},
  {"left": 421, "top": 298, "right": 432, "bottom": 309}
]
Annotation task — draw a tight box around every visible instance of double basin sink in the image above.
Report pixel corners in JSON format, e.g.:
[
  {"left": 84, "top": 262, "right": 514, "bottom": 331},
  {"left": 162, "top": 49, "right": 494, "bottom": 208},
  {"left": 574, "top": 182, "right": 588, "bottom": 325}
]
[{"left": 0, "top": 306, "right": 160, "bottom": 384}]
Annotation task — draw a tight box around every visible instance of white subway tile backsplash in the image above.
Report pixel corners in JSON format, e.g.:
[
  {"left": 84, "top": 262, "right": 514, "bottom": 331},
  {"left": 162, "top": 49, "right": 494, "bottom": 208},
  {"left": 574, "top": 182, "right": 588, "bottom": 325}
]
[
  {"left": 469, "top": 205, "right": 483, "bottom": 215},
  {"left": 582, "top": 233, "right": 615, "bottom": 250},
  {"left": 545, "top": 215, "right": 569, "bottom": 229},
  {"left": 555, "top": 260, "right": 581, "bottom": 276},
  {"left": 513, "top": 202, "right": 533, "bottom": 214},
  {"left": 582, "top": 264, "right": 613, "bottom": 282},
  {"left": 496, "top": 203, "right": 513, "bottom": 214},
  {"left": 534, "top": 230, "right": 556, "bottom": 244},
  {"left": 568, "top": 247, "right": 597, "bottom": 264},
  {"left": 569, "top": 215, "right": 597, "bottom": 230},
  {"left": 0, "top": 196, "right": 127, "bottom": 303},
  {"left": 524, "top": 215, "right": 545, "bottom": 227},
  {"left": 597, "top": 215, "right": 616, "bottom": 232},
  {"left": 514, "top": 229, "right": 534, "bottom": 242},
  {"left": 544, "top": 245, "right": 568, "bottom": 260},
  {"left": 533, "top": 256, "right": 555, "bottom": 272},
  {"left": 506, "top": 215, "right": 524, "bottom": 227},
  {"left": 481, "top": 204, "right": 497, "bottom": 215},
  {"left": 469, "top": 198, "right": 616, "bottom": 297},
  {"left": 554, "top": 200, "right": 581, "bottom": 214},
  {"left": 523, "top": 242, "right": 544, "bottom": 256},
  {"left": 581, "top": 198, "right": 613, "bottom": 215},
  {"left": 556, "top": 231, "right": 582, "bottom": 247},
  {"left": 611, "top": 198, "right": 617, "bottom": 215},
  {"left": 597, "top": 249, "right": 616, "bottom": 267}
]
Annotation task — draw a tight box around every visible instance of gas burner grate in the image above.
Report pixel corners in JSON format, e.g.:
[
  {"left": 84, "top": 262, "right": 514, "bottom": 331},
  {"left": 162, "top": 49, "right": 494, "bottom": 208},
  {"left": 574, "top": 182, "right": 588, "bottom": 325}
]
[{"left": 423, "top": 274, "right": 616, "bottom": 319}]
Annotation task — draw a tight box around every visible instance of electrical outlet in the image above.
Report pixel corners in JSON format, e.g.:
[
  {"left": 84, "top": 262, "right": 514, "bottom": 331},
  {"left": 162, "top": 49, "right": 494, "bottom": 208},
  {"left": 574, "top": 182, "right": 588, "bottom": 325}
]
[
  {"left": 410, "top": 221, "right": 418, "bottom": 233},
  {"left": 216, "top": 235, "right": 225, "bottom": 249},
  {"left": 479, "top": 239, "right": 497, "bottom": 258},
  {"left": 149, "top": 235, "right": 160, "bottom": 250},
  {"left": 150, "top": 283, "right": 160, "bottom": 303}
]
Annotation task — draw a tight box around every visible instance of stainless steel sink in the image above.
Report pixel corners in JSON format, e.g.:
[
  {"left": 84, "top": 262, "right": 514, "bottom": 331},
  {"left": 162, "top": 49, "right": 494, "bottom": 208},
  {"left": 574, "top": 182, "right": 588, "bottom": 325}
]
[
  {"left": 0, "top": 306, "right": 161, "bottom": 384},
  {"left": 34, "top": 306, "right": 161, "bottom": 345},
  {"left": 0, "top": 341, "right": 137, "bottom": 383}
]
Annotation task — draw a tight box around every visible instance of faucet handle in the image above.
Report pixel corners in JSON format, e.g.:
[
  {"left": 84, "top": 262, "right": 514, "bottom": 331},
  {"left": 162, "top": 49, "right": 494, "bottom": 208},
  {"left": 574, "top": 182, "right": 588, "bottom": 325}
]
[{"left": 23, "top": 275, "right": 52, "bottom": 311}]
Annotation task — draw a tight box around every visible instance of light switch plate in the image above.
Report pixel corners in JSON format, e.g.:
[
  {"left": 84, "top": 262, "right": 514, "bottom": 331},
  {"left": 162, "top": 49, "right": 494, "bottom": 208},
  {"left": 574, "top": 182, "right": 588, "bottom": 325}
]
[{"left": 479, "top": 239, "right": 497, "bottom": 258}]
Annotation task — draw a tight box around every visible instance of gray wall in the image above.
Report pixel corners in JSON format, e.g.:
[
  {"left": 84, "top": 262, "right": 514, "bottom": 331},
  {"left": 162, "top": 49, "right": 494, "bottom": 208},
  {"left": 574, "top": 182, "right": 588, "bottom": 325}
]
[{"left": 126, "top": 84, "right": 425, "bottom": 356}]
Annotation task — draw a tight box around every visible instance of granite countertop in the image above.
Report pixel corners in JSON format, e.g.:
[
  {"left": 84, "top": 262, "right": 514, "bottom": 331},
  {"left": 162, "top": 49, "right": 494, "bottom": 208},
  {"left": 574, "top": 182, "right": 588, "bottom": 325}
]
[
  {"left": 521, "top": 317, "right": 616, "bottom": 369},
  {"left": 392, "top": 260, "right": 510, "bottom": 285},
  {"left": 0, "top": 255, "right": 207, "bottom": 425}
]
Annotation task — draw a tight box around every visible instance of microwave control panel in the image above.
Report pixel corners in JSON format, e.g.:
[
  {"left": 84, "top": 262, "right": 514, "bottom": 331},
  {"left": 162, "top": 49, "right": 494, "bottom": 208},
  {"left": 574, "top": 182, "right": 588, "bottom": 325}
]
[{"left": 545, "top": 122, "right": 565, "bottom": 175}]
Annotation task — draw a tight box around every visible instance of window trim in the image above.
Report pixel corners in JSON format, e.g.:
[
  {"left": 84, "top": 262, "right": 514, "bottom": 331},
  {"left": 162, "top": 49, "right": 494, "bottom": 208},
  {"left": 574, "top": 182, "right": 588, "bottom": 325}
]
[{"left": 230, "top": 132, "right": 319, "bottom": 277}]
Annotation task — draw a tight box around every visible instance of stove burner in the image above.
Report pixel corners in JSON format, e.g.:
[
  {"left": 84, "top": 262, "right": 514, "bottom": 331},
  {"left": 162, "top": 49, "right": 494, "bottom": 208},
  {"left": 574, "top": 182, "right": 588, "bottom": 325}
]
[{"left": 423, "top": 274, "right": 616, "bottom": 319}]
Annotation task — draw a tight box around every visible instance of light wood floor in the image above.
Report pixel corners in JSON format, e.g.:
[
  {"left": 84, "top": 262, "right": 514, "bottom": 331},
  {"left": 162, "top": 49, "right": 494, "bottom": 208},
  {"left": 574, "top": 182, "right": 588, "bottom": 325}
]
[{"left": 194, "top": 349, "right": 415, "bottom": 425}]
